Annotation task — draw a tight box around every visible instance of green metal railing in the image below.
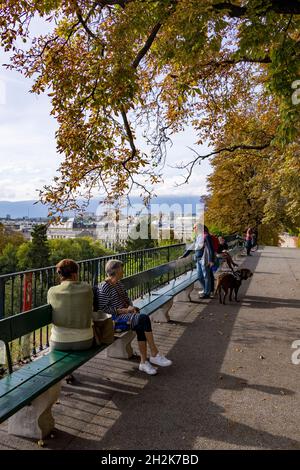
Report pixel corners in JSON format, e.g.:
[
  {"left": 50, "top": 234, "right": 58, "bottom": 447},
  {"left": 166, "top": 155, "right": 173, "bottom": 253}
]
[
  {"left": 0, "top": 243, "right": 185, "bottom": 321},
  {"left": 0, "top": 244, "right": 186, "bottom": 366}
]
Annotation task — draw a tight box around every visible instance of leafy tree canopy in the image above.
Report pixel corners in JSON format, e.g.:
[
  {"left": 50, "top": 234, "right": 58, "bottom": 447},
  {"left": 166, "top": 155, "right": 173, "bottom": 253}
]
[
  {"left": 26, "top": 224, "right": 50, "bottom": 268},
  {"left": 1, "top": 1, "right": 299, "bottom": 217},
  {"left": 0, "top": 222, "right": 25, "bottom": 254},
  {"left": 48, "top": 236, "right": 110, "bottom": 264},
  {"left": 205, "top": 103, "right": 300, "bottom": 243}
]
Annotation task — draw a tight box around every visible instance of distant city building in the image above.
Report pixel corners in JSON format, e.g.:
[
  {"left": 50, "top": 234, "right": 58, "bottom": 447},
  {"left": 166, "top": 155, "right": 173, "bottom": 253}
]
[
  {"left": 0, "top": 218, "right": 41, "bottom": 240},
  {"left": 47, "top": 218, "right": 97, "bottom": 240}
]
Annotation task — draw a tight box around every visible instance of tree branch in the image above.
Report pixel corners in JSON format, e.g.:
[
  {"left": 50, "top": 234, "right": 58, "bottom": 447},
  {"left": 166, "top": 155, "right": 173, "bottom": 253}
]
[
  {"left": 176, "top": 141, "right": 273, "bottom": 185},
  {"left": 120, "top": 106, "right": 137, "bottom": 164},
  {"left": 212, "top": 55, "right": 272, "bottom": 65},
  {"left": 212, "top": 2, "right": 247, "bottom": 18},
  {"left": 212, "top": 1, "right": 300, "bottom": 17},
  {"left": 95, "top": 0, "right": 132, "bottom": 7},
  {"left": 74, "top": 1, "right": 97, "bottom": 38},
  {"left": 132, "top": 22, "right": 162, "bottom": 69}
]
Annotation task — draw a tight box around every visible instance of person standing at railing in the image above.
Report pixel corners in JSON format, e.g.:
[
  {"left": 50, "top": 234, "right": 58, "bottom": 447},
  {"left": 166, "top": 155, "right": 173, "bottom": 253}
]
[
  {"left": 194, "top": 224, "right": 215, "bottom": 299},
  {"left": 94, "top": 259, "right": 172, "bottom": 375},
  {"left": 245, "top": 227, "right": 253, "bottom": 256},
  {"left": 47, "top": 259, "right": 94, "bottom": 351},
  {"left": 180, "top": 224, "right": 214, "bottom": 298}
]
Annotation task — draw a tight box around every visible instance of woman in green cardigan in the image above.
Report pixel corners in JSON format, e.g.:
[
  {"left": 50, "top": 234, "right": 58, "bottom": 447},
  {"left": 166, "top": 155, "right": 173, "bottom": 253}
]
[{"left": 47, "top": 259, "right": 94, "bottom": 351}]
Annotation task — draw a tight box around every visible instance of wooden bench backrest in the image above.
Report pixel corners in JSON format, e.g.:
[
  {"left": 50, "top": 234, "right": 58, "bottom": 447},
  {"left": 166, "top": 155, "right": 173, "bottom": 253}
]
[
  {"left": 121, "top": 255, "right": 194, "bottom": 291},
  {"left": 0, "top": 305, "right": 52, "bottom": 344}
]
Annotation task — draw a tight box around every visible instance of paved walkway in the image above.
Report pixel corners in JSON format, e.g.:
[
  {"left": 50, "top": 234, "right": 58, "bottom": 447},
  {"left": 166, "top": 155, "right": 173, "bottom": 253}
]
[{"left": 1, "top": 246, "right": 300, "bottom": 450}]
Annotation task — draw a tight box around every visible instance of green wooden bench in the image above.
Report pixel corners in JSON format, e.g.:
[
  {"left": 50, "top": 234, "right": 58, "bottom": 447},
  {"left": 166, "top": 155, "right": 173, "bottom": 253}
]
[
  {"left": 0, "top": 305, "right": 108, "bottom": 440},
  {"left": 0, "top": 255, "right": 196, "bottom": 440}
]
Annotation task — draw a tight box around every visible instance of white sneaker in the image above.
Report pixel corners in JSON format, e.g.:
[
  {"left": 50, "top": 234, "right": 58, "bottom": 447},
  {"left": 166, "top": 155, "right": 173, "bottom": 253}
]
[
  {"left": 139, "top": 361, "right": 157, "bottom": 375},
  {"left": 150, "top": 354, "right": 172, "bottom": 367}
]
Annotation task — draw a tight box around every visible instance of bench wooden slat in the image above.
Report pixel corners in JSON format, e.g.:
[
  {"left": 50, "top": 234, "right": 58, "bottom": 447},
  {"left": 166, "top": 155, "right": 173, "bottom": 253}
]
[
  {"left": 0, "top": 319, "right": 11, "bottom": 343},
  {"left": 9, "top": 305, "right": 52, "bottom": 341},
  {"left": 0, "top": 369, "right": 35, "bottom": 396},
  {"left": 163, "top": 273, "right": 198, "bottom": 297},
  {"left": 0, "top": 305, "right": 53, "bottom": 344},
  {"left": 0, "top": 375, "right": 54, "bottom": 423},
  {"left": 0, "top": 351, "right": 69, "bottom": 399},
  {"left": 122, "top": 256, "right": 194, "bottom": 291},
  {"left": 138, "top": 295, "right": 175, "bottom": 316},
  {"left": 0, "top": 345, "right": 106, "bottom": 423},
  {"left": 148, "top": 270, "right": 197, "bottom": 296}
]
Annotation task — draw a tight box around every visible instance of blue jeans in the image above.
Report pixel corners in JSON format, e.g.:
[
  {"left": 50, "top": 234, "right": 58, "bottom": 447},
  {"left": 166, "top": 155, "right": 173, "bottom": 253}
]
[{"left": 197, "top": 258, "right": 211, "bottom": 296}]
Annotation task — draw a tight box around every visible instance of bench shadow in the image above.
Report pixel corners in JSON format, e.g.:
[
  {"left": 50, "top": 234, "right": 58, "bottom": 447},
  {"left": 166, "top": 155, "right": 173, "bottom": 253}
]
[
  {"left": 43, "top": 249, "right": 300, "bottom": 450},
  {"left": 241, "top": 296, "right": 300, "bottom": 309}
]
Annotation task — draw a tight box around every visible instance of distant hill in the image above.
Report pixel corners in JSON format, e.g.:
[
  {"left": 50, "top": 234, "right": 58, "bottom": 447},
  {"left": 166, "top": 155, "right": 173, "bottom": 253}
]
[
  {"left": 0, "top": 195, "right": 203, "bottom": 219},
  {"left": 0, "top": 200, "right": 47, "bottom": 219}
]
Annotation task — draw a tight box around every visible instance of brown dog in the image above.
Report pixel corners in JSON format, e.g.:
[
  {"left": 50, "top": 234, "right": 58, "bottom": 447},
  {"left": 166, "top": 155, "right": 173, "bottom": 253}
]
[{"left": 215, "top": 268, "right": 253, "bottom": 304}]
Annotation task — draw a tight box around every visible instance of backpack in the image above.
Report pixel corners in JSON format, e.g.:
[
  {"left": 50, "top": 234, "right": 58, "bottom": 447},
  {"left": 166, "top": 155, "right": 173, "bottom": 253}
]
[{"left": 210, "top": 234, "right": 220, "bottom": 253}]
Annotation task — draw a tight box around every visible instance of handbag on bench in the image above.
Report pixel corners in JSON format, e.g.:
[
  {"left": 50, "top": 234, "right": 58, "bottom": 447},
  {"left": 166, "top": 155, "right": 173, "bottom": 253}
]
[{"left": 92, "top": 310, "right": 114, "bottom": 345}]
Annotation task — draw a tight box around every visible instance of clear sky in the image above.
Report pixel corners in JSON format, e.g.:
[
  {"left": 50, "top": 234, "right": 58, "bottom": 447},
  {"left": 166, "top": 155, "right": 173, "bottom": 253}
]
[{"left": 0, "top": 17, "right": 212, "bottom": 202}]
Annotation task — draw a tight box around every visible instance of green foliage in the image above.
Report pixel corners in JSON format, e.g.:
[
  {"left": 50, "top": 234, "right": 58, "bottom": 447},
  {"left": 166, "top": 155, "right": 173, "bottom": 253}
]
[
  {"left": 0, "top": 243, "right": 18, "bottom": 274},
  {"left": 0, "top": 223, "right": 25, "bottom": 254},
  {"left": 16, "top": 242, "right": 31, "bottom": 271},
  {"left": 0, "top": 233, "right": 112, "bottom": 274},
  {"left": 0, "top": 1, "right": 299, "bottom": 217},
  {"left": 26, "top": 224, "right": 50, "bottom": 269},
  {"left": 206, "top": 225, "right": 226, "bottom": 237},
  {"left": 48, "top": 237, "right": 110, "bottom": 264},
  {"left": 205, "top": 100, "right": 300, "bottom": 246}
]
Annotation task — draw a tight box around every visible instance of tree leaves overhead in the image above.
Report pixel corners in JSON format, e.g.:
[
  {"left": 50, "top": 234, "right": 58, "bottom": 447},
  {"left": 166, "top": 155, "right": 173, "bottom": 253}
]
[
  {"left": 0, "top": 0, "right": 299, "bottom": 217},
  {"left": 205, "top": 102, "right": 300, "bottom": 240}
]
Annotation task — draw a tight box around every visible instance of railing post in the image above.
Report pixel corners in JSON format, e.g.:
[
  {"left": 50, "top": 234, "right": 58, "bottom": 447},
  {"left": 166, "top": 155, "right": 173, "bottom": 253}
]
[
  {"left": 92, "top": 260, "right": 99, "bottom": 286},
  {"left": 167, "top": 246, "right": 170, "bottom": 283},
  {"left": 0, "top": 278, "right": 5, "bottom": 319},
  {"left": 140, "top": 251, "right": 144, "bottom": 272}
]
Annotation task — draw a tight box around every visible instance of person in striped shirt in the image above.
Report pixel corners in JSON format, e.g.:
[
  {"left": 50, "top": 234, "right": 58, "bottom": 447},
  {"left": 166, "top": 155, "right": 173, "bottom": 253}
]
[{"left": 94, "top": 259, "right": 172, "bottom": 375}]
